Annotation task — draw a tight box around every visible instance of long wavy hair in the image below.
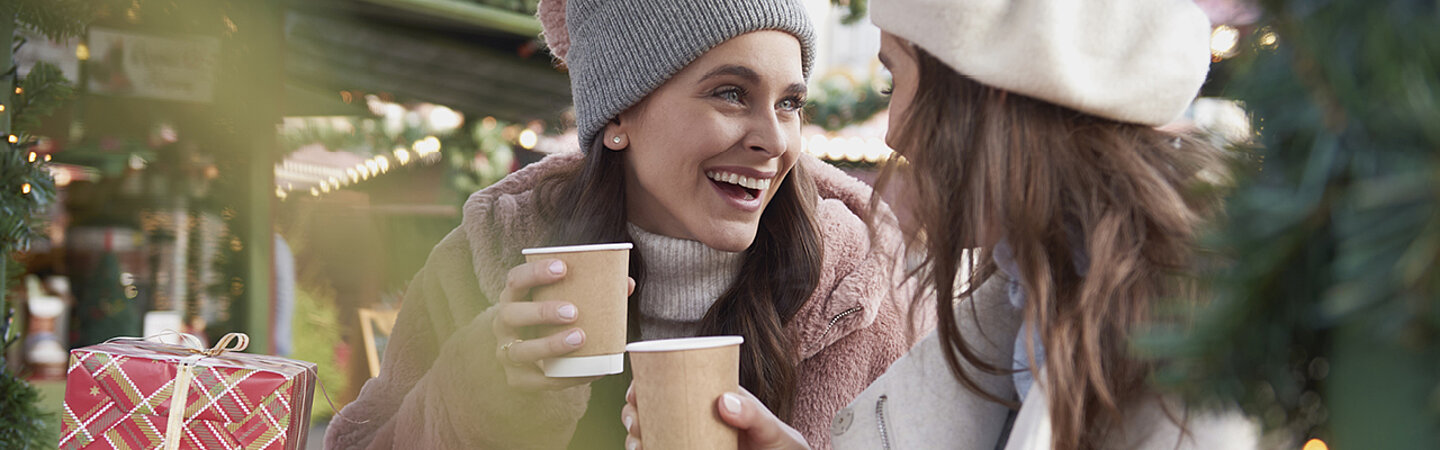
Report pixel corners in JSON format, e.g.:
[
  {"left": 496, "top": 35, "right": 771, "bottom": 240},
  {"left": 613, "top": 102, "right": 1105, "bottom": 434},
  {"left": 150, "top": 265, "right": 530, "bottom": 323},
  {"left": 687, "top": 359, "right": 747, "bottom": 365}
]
[
  {"left": 535, "top": 137, "right": 823, "bottom": 421},
  {"left": 878, "top": 48, "right": 1227, "bottom": 449}
]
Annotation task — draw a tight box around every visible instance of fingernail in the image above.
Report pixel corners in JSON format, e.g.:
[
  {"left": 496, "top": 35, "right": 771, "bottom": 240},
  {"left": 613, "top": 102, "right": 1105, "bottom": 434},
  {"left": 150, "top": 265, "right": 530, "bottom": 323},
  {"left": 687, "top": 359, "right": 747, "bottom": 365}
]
[
  {"left": 623, "top": 414, "right": 633, "bottom": 431},
  {"left": 565, "top": 330, "right": 583, "bottom": 346},
  {"left": 626, "top": 384, "right": 634, "bottom": 399},
  {"left": 548, "top": 260, "right": 565, "bottom": 275},
  {"left": 722, "top": 393, "right": 742, "bottom": 414},
  {"left": 626, "top": 439, "right": 638, "bottom": 450}
]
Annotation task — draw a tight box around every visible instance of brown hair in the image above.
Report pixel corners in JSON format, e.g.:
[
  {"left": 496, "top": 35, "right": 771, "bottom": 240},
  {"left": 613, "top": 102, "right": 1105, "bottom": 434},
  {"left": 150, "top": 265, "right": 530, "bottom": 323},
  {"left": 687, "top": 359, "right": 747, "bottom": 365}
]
[
  {"left": 878, "top": 48, "right": 1226, "bottom": 449},
  {"left": 537, "top": 137, "right": 823, "bottom": 421}
]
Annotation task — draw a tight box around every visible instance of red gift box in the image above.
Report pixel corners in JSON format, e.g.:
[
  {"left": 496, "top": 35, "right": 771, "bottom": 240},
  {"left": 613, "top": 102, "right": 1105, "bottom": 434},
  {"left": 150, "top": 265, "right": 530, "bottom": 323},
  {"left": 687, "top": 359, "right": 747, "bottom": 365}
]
[{"left": 58, "top": 333, "right": 316, "bottom": 450}]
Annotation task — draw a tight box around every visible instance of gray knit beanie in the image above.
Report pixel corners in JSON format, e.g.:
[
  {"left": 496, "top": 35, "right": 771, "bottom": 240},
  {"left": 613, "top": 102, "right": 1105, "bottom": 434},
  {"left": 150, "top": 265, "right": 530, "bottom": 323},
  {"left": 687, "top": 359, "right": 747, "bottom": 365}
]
[{"left": 538, "top": 0, "right": 815, "bottom": 151}]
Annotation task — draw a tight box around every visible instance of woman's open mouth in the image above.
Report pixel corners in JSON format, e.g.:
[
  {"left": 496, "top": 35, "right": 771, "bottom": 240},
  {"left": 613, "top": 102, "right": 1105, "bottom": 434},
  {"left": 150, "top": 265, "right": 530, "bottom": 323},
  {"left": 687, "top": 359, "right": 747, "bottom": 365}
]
[{"left": 705, "top": 170, "right": 772, "bottom": 211}]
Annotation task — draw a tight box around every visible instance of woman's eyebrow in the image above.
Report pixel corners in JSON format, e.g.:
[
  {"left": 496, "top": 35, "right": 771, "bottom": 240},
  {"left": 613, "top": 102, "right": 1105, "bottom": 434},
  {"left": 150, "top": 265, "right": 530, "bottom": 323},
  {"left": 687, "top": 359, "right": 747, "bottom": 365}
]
[
  {"left": 700, "top": 64, "right": 761, "bottom": 84},
  {"left": 700, "top": 64, "right": 804, "bottom": 96}
]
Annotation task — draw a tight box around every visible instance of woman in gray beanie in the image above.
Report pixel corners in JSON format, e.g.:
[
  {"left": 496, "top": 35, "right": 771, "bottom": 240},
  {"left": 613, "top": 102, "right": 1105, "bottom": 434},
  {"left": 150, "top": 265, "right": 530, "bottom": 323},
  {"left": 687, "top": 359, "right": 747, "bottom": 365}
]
[
  {"left": 325, "top": 1, "right": 916, "bottom": 449},
  {"left": 628, "top": 1, "right": 1261, "bottom": 449}
]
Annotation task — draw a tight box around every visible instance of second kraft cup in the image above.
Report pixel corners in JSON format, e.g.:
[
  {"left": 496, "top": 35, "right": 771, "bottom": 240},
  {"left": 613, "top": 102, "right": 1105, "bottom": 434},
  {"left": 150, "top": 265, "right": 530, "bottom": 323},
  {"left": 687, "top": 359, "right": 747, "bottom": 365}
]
[
  {"left": 521, "top": 242, "right": 633, "bottom": 377},
  {"left": 627, "top": 336, "right": 744, "bottom": 450}
]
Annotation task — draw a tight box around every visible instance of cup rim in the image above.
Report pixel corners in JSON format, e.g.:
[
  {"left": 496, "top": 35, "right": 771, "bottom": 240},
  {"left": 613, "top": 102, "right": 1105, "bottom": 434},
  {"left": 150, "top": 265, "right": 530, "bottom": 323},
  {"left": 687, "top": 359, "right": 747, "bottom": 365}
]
[
  {"left": 626, "top": 336, "right": 744, "bottom": 353},
  {"left": 522, "top": 242, "right": 634, "bottom": 255}
]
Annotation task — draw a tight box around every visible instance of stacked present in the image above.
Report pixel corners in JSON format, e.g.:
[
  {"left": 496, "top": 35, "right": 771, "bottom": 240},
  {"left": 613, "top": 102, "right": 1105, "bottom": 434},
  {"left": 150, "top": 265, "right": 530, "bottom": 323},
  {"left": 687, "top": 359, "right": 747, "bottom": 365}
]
[{"left": 58, "top": 333, "right": 317, "bottom": 450}]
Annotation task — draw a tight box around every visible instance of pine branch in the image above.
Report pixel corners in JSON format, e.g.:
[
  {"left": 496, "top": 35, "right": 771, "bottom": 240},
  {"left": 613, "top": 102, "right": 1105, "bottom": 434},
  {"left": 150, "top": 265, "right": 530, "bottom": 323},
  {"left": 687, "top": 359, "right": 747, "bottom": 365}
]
[
  {"left": 0, "top": 139, "right": 54, "bottom": 254},
  {"left": 11, "top": 62, "right": 75, "bottom": 135},
  {"left": 805, "top": 71, "right": 889, "bottom": 132},
  {"left": 1144, "top": 0, "right": 1440, "bottom": 445},
  {"left": 11, "top": 0, "right": 128, "bottom": 41},
  {"left": 0, "top": 368, "right": 50, "bottom": 450},
  {"left": 830, "top": 0, "right": 868, "bottom": 25}
]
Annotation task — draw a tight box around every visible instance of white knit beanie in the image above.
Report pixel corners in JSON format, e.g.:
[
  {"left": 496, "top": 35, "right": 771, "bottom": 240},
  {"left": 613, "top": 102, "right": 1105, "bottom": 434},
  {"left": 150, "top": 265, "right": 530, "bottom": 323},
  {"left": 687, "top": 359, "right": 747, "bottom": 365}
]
[{"left": 871, "top": 0, "right": 1213, "bottom": 126}]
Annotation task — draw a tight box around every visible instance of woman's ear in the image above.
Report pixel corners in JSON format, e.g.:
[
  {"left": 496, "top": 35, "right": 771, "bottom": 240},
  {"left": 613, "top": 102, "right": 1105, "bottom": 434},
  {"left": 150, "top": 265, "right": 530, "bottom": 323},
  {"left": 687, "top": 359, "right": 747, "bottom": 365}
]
[{"left": 602, "top": 120, "right": 628, "bottom": 151}]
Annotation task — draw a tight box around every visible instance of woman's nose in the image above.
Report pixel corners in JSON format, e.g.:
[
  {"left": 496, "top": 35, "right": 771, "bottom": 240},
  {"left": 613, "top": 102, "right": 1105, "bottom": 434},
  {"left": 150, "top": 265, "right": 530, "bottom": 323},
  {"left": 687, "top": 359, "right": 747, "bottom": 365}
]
[{"left": 742, "top": 111, "right": 788, "bottom": 158}]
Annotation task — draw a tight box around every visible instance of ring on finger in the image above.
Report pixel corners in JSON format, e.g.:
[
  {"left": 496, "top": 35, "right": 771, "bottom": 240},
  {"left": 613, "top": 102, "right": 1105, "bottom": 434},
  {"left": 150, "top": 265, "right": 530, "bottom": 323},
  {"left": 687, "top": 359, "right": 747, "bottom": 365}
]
[{"left": 501, "top": 338, "right": 525, "bottom": 364}]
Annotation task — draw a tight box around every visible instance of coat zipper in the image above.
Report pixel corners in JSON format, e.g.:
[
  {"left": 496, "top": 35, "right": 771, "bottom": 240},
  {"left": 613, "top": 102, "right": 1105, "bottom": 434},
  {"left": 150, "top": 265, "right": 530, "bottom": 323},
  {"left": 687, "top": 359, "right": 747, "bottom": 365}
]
[
  {"left": 815, "top": 305, "right": 864, "bottom": 347},
  {"left": 876, "top": 394, "right": 892, "bottom": 450}
]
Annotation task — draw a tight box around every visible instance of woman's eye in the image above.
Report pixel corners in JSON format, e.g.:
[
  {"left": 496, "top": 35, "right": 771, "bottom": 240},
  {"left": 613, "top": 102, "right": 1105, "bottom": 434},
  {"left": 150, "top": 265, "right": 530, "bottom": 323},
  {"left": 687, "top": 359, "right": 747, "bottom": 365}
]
[
  {"left": 715, "top": 87, "right": 743, "bottom": 103},
  {"left": 879, "top": 85, "right": 894, "bottom": 96},
  {"left": 778, "top": 97, "right": 804, "bottom": 112}
]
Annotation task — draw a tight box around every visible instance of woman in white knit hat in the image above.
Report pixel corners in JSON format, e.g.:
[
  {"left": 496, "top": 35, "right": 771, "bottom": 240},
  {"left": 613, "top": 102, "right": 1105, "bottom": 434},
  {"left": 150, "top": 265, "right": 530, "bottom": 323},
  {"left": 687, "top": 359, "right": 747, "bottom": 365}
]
[
  {"left": 325, "top": 1, "right": 918, "bottom": 449},
  {"left": 623, "top": 1, "right": 1260, "bottom": 449}
]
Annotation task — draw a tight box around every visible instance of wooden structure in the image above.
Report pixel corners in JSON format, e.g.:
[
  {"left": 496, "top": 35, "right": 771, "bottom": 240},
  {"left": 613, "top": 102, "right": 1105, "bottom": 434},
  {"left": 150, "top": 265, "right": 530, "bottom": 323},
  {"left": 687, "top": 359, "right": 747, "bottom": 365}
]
[{"left": 284, "top": 0, "right": 572, "bottom": 124}]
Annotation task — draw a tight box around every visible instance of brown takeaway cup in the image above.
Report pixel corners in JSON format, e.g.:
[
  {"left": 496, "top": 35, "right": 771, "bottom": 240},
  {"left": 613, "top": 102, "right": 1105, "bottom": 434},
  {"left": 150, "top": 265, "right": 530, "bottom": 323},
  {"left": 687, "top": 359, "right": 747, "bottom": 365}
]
[
  {"left": 521, "top": 242, "right": 633, "bottom": 377},
  {"left": 626, "top": 336, "right": 744, "bottom": 450}
]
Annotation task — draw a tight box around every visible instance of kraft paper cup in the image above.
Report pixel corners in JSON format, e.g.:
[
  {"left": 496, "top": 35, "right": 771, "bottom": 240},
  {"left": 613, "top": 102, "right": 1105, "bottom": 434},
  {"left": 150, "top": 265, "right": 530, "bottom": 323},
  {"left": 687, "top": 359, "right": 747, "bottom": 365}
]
[
  {"left": 626, "top": 336, "right": 744, "bottom": 450},
  {"left": 521, "top": 242, "right": 633, "bottom": 377}
]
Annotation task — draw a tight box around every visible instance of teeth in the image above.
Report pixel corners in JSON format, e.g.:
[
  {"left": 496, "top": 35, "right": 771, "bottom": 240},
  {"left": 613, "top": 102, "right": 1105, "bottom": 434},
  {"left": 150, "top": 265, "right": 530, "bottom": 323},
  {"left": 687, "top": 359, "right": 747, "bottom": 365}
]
[{"left": 706, "top": 171, "right": 772, "bottom": 191}]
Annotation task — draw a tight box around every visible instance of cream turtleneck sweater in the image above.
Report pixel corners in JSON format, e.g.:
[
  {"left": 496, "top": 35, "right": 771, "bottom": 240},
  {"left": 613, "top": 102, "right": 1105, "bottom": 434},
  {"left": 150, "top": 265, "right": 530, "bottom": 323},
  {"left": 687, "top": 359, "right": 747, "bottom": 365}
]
[{"left": 626, "top": 224, "right": 743, "bottom": 340}]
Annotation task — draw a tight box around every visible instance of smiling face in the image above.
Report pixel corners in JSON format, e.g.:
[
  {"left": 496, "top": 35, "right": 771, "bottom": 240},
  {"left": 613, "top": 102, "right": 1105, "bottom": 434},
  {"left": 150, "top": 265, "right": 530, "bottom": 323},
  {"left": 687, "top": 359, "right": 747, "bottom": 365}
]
[
  {"left": 878, "top": 32, "right": 920, "bottom": 153},
  {"left": 604, "top": 30, "right": 807, "bottom": 252}
]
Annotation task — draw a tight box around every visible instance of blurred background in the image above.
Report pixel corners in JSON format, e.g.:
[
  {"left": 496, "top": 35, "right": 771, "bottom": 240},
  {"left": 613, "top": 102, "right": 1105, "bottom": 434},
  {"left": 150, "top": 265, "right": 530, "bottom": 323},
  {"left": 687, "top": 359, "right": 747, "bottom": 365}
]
[{"left": 1, "top": 0, "right": 1433, "bottom": 449}]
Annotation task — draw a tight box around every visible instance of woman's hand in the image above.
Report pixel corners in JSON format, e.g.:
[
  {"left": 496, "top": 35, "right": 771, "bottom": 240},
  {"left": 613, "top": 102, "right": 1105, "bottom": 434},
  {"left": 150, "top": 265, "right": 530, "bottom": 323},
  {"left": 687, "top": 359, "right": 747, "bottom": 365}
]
[
  {"left": 490, "top": 258, "right": 635, "bottom": 392},
  {"left": 716, "top": 388, "right": 811, "bottom": 450},
  {"left": 621, "top": 383, "right": 810, "bottom": 450}
]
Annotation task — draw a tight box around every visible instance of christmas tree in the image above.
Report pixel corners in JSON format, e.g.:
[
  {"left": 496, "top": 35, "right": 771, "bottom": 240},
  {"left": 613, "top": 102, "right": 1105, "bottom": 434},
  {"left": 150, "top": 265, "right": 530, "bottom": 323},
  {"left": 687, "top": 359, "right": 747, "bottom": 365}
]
[{"left": 1, "top": 1, "right": 125, "bottom": 448}]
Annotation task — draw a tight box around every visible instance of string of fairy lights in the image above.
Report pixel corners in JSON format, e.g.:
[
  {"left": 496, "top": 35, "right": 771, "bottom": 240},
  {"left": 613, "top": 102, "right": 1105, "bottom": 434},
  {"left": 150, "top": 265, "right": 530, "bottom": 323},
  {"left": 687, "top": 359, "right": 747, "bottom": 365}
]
[
  {"left": 7, "top": 85, "right": 66, "bottom": 197},
  {"left": 803, "top": 134, "right": 894, "bottom": 164},
  {"left": 273, "top": 136, "right": 443, "bottom": 201}
]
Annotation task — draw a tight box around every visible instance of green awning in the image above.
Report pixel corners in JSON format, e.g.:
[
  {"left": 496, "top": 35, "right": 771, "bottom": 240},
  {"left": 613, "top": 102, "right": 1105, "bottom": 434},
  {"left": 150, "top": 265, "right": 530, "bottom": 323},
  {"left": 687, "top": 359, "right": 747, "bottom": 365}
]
[
  {"left": 354, "top": 0, "right": 542, "bottom": 37},
  {"left": 284, "top": 0, "right": 570, "bottom": 123}
]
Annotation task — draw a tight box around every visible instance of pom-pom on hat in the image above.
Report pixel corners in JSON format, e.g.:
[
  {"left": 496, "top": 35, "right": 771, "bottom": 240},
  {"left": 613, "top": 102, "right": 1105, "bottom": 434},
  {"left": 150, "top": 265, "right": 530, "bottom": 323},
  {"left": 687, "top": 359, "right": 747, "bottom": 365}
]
[
  {"left": 871, "top": 0, "right": 1213, "bottom": 126},
  {"left": 538, "top": 0, "right": 816, "bottom": 150},
  {"left": 538, "top": 0, "right": 571, "bottom": 61}
]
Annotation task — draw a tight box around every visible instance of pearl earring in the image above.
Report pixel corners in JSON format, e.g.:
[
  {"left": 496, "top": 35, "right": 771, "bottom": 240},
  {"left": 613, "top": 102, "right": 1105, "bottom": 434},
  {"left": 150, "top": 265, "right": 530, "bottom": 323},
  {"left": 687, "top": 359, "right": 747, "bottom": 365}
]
[{"left": 612, "top": 136, "right": 622, "bottom": 144}]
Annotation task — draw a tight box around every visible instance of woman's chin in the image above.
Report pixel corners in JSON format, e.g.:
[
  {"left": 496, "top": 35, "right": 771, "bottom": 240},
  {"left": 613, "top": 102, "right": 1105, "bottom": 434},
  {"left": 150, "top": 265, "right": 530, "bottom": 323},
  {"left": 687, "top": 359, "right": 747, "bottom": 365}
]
[{"left": 695, "top": 224, "right": 759, "bottom": 253}]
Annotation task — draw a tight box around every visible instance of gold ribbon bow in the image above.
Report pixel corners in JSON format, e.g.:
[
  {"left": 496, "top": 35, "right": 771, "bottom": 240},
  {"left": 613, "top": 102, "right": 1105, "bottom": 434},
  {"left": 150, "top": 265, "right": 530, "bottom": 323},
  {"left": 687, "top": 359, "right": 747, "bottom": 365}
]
[
  {"left": 103, "top": 330, "right": 249, "bottom": 357},
  {"left": 185, "top": 332, "right": 250, "bottom": 357},
  {"left": 160, "top": 332, "right": 249, "bottom": 450}
]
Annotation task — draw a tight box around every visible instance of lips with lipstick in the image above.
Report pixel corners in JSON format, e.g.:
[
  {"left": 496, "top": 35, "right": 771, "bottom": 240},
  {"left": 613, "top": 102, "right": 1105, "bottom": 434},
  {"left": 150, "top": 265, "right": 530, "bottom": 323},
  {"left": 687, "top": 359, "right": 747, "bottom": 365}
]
[{"left": 705, "top": 170, "right": 772, "bottom": 202}]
